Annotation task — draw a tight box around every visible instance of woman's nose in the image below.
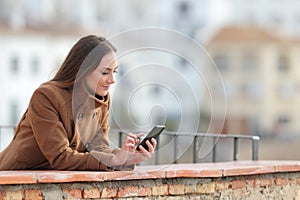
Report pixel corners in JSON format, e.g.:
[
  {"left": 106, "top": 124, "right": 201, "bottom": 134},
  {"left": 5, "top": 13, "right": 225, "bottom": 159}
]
[{"left": 108, "top": 74, "right": 115, "bottom": 84}]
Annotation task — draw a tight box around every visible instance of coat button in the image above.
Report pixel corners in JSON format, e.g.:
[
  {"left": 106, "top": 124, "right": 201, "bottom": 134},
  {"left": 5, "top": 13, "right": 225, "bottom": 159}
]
[
  {"left": 78, "top": 113, "right": 83, "bottom": 120},
  {"left": 92, "top": 112, "right": 97, "bottom": 119},
  {"left": 70, "top": 142, "right": 77, "bottom": 148},
  {"left": 85, "top": 142, "right": 90, "bottom": 150}
]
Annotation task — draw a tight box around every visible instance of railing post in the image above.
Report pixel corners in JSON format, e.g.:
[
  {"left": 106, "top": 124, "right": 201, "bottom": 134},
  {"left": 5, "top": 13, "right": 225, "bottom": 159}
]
[
  {"left": 173, "top": 135, "right": 178, "bottom": 164},
  {"left": 212, "top": 136, "right": 217, "bottom": 162},
  {"left": 118, "top": 131, "right": 122, "bottom": 148},
  {"left": 233, "top": 137, "right": 238, "bottom": 161},
  {"left": 193, "top": 136, "right": 198, "bottom": 163},
  {"left": 252, "top": 137, "right": 259, "bottom": 160},
  {"left": 155, "top": 137, "right": 160, "bottom": 165}
]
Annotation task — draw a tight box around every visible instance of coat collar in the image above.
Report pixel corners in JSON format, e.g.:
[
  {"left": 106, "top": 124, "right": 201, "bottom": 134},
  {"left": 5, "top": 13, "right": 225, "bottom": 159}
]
[
  {"left": 49, "top": 80, "right": 110, "bottom": 116},
  {"left": 73, "top": 80, "right": 110, "bottom": 114}
]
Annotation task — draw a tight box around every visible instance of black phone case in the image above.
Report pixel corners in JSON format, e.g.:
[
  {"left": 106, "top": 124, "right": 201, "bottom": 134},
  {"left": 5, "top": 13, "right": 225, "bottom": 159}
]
[{"left": 136, "top": 125, "right": 165, "bottom": 151}]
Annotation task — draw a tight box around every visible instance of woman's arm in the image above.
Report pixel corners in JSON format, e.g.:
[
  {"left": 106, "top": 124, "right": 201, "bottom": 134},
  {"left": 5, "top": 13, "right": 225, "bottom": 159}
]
[{"left": 27, "top": 86, "right": 111, "bottom": 170}]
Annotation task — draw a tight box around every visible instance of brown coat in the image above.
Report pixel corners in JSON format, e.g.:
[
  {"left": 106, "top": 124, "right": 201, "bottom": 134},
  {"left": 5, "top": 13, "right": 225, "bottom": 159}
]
[{"left": 0, "top": 81, "right": 124, "bottom": 170}]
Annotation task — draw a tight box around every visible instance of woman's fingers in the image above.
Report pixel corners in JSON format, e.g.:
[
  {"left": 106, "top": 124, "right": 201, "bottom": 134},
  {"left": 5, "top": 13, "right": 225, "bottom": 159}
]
[
  {"left": 145, "top": 140, "right": 154, "bottom": 153},
  {"left": 136, "top": 138, "right": 157, "bottom": 159},
  {"left": 150, "top": 138, "right": 157, "bottom": 151},
  {"left": 122, "top": 135, "right": 134, "bottom": 151},
  {"left": 128, "top": 133, "right": 144, "bottom": 145},
  {"left": 137, "top": 145, "right": 151, "bottom": 159},
  {"left": 122, "top": 132, "right": 145, "bottom": 151}
]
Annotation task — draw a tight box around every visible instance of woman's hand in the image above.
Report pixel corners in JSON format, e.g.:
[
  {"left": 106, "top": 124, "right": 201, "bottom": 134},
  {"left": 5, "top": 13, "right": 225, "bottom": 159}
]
[
  {"left": 108, "top": 137, "right": 157, "bottom": 167},
  {"left": 136, "top": 138, "right": 157, "bottom": 154},
  {"left": 124, "top": 137, "right": 157, "bottom": 165},
  {"left": 121, "top": 132, "right": 143, "bottom": 152}
]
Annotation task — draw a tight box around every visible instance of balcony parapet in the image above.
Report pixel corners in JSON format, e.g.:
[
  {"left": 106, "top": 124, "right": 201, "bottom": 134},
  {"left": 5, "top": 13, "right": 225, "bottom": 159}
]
[{"left": 0, "top": 160, "right": 300, "bottom": 199}]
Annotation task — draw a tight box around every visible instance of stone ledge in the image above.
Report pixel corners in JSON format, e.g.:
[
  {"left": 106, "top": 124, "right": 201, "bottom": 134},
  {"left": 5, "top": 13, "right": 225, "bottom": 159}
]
[{"left": 0, "top": 160, "right": 300, "bottom": 185}]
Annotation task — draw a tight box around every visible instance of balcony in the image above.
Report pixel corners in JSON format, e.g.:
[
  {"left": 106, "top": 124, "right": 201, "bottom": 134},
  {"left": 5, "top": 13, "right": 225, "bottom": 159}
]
[{"left": 1, "top": 125, "right": 300, "bottom": 199}]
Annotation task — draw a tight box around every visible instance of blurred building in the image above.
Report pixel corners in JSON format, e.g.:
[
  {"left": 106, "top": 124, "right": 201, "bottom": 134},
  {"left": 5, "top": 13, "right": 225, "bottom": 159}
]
[
  {"left": 0, "top": 0, "right": 300, "bottom": 138},
  {"left": 0, "top": 25, "right": 84, "bottom": 125},
  {"left": 0, "top": 0, "right": 206, "bottom": 151},
  {"left": 204, "top": 25, "right": 300, "bottom": 137},
  {"left": 228, "top": 0, "right": 300, "bottom": 38},
  {"left": 0, "top": 0, "right": 207, "bottom": 131}
]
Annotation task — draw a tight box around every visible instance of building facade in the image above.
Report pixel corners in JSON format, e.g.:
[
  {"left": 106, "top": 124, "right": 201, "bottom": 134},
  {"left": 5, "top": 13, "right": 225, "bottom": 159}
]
[{"left": 204, "top": 25, "right": 300, "bottom": 137}]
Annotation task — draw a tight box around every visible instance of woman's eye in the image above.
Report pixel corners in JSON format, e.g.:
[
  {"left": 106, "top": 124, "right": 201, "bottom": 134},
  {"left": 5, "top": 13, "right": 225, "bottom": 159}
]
[{"left": 100, "top": 70, "right": 117, "bottom": 75}]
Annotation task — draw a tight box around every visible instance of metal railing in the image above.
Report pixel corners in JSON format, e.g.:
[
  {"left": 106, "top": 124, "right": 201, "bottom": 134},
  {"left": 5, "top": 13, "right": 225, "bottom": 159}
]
[
  {"left": 0, "top": 125, "right": 16, "bottom": 151},
  {"left": 113, "top": 130, "right": 260, "bottom": 164},
  {"left": 0, "top": 125, "right": 259, "bottom": 165}
]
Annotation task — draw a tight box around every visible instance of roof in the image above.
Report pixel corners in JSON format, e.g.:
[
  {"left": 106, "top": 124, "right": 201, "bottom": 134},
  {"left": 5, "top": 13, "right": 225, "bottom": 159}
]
[
  {"left": 0, "top": 22, "right": 107, "bottom": 38},
  {"left": 208, "top": 25, "right": 283, "bottom": 44}
]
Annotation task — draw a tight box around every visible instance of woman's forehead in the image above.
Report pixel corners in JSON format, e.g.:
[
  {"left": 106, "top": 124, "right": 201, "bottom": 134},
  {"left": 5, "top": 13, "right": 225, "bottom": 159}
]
[{"left": 97, "top": 53, "right": 118, "bottom": 69}]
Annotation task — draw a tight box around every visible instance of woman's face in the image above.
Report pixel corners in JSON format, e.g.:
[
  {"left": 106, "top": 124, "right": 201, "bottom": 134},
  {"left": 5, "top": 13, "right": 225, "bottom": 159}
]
[{"left": 85, "top": 52, "right": 118, "bottom": 97}]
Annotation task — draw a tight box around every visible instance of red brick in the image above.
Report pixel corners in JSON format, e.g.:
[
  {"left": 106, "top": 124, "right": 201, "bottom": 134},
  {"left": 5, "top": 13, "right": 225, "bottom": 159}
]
[
  {"left": 230, "top": 180, "right": 246, "bottom": 189},
  {"left": 137, "top": 186, "right": 151, "bottom": 196},
  {"left": 169, "top": 184, "right": 185, "bottom": 195},
  {"left": 152, "top": 185, "right": 168, "bottom": 196},
  {"left": 83, "top": 188, "right": 100, "bottom": 199},
  {"left": 258, "top": 178, "right": 273, "bottom": 187},
  {"left": 247, "top": 179, "right": 256, "bottom": 188},
  {"left": 196, "top": 182, "right": 215, "bottom": 194},
  {"left": 275, "top": 178, "right": 289, "bottom": 186},
  {"left": 101, "top": 187, "right": 117, "bottom": 198},
  {"left": 3, "top": 191, "right": 23, "bottom": 200},
  {"left": 118, "top": 186, "right": 151, "bottom": 198},
  {"left": 215, "top": 181, "right": 229, "bottom": 191},
  {"left": 62, "top": 188, "right": 82, "bottom": 199},
  {"left": 296, "top": 178, "right": 300, "bottom": 185},
  {"left": 118, "top": 186, "right": 138, "bottom": 198},
  {"left": 24, "top": 190, "right": 43, "bottom": 200},
  {"left": 184, "top": 185, "right": 196, "bottom": 194}
]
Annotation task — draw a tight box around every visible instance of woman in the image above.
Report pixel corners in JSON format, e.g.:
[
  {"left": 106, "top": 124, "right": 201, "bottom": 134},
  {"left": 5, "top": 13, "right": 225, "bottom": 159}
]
[{"left": 0, "top": 35, "right": 156, "bottom": 170}]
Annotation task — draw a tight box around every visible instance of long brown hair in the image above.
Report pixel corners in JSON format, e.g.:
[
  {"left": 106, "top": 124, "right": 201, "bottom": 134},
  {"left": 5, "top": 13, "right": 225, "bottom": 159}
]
[{"left": 52, "top": 35, "right": 117, "bottom": 88}]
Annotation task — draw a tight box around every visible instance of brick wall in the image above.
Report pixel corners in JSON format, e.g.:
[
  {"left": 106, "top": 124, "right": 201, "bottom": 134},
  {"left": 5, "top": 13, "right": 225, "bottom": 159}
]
[{"left": 1, "top": 161, "right": 300, "bottom": 199}]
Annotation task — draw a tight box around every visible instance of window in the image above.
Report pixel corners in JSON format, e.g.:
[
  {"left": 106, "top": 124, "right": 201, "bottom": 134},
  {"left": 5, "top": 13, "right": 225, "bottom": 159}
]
[
  {"left": 242, "top": 53, "right": 258, "bottom": 72},
  {"left": 241, "top": 82, "right": 263, "bottom": 100},
  {"left": 213, "top": 54, "right": 230, "bottom": 72},
  {"left": 278, "top": 55, "right": 289, "bottom": 72},
  {"left": 277, "top": 115, "right": 290, "bottom": 124},
  {"left": 270, "top": 14, "right": 282, "bottom": 26},
  {"left": 30, "top": 56, "right": 39, "bottom": 75},
  {"left": 278, "top": 82, "right": 294, "bottom": 98},
  {"left": 10, "top": 55, "right": 19, "bottom": 74},
  {"left": 179, "top": 58, "right": 188, "bottom": 69},
  {"left": 151, "top": 85, "right": 161, "bottom": 96},
  {"left": 275, "top": 115, "right": 291, "bottom": 135},
  {"left": 224, "top": 82, "right": 236, "bottom": 99},
  {"left": 178, "top": 1, "right": 190, "bottom": 17},
  {"left": 9, "top": 101, "right": 19, "bottom": 125},
  {"left": 296, "top": 15, "right": 300, "bottom": 26}
]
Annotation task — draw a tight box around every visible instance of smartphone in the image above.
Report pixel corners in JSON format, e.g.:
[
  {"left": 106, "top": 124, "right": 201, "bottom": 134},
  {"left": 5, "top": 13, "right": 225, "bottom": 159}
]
[{"left": 136, "top": 125, "right": 165, "bottom": 151}]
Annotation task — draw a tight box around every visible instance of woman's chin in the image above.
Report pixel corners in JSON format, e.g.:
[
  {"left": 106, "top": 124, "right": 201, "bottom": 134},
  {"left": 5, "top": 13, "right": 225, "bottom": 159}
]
[{"left": 96, "top": 90, "right": 108, "bottom": 97}]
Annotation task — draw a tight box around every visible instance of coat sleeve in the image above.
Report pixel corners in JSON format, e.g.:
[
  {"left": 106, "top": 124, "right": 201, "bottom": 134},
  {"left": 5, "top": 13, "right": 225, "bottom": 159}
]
[{"left": 27, "top": 87, "right": 111, "bottom": 170}]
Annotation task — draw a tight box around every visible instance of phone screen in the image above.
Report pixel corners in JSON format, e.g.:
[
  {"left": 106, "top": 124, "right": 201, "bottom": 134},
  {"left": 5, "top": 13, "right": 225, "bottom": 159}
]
[{"left": 136, "top": 125, "right": 165, "bottom": 151}]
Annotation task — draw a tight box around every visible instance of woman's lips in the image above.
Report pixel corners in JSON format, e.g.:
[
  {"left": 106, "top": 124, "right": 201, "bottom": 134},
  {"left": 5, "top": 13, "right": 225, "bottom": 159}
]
[{"left": 102, "top": 86, "right": 110, "bottom": 90}]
